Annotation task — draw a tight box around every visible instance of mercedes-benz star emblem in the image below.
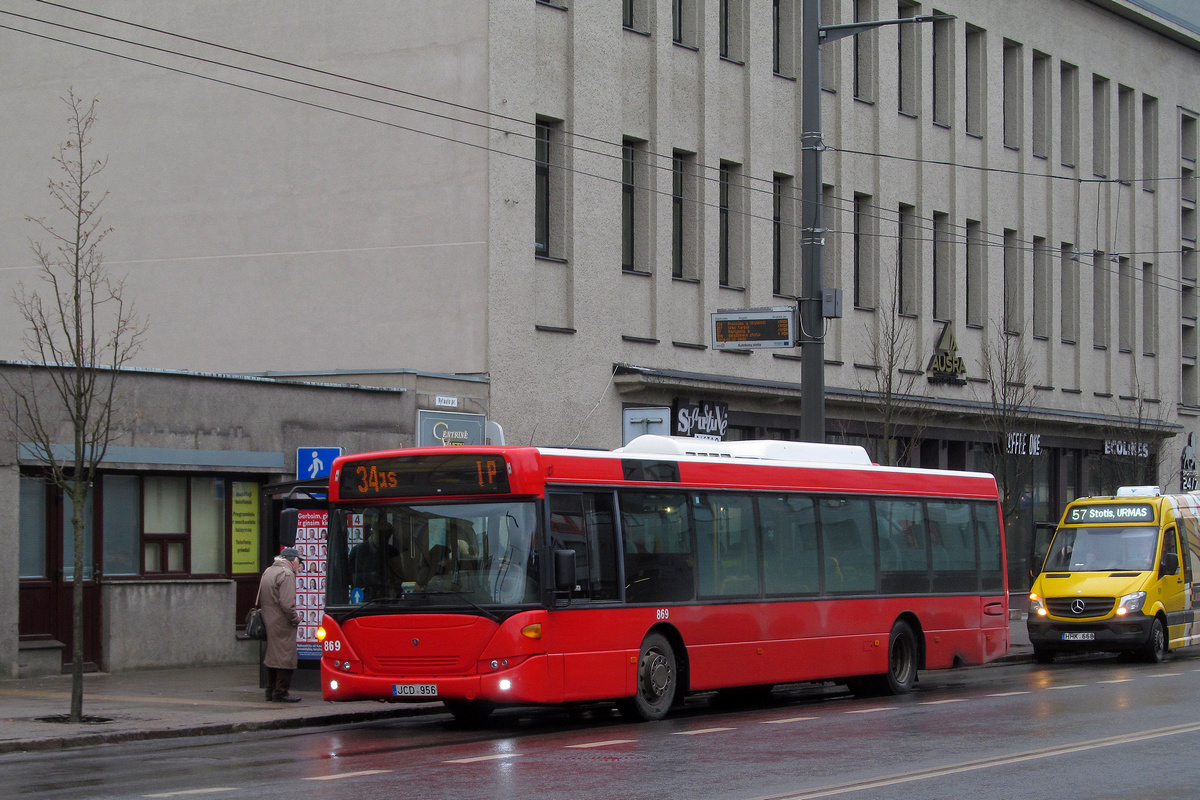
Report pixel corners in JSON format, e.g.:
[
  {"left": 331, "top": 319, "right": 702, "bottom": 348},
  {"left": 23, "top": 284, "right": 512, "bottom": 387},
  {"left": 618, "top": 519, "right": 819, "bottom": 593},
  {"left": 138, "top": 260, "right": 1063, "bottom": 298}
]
[{"left": 1071, "top": 599, "right": 1086, "bottom": 615}]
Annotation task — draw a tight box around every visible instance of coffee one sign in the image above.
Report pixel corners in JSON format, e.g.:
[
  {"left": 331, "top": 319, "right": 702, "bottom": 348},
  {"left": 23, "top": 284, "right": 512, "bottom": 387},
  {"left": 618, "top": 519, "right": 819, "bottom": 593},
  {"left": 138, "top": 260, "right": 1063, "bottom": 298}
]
[{"left": 673, "top": 399, "right": 728, "bottom": 441}]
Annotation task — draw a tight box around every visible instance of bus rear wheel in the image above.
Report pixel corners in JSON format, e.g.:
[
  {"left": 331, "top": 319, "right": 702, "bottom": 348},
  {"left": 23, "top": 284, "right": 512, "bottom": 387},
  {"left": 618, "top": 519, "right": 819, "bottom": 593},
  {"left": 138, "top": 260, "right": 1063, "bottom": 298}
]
[{"left": 617, "top": 633, "right": 677, "bottom": 721}]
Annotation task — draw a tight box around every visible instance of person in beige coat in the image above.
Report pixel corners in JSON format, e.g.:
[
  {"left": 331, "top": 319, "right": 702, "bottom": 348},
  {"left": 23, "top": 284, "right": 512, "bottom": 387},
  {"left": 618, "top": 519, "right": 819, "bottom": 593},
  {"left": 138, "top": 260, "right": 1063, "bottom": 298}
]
[{"left": 259, "top": 548, "right": 302, "bottom": 702}]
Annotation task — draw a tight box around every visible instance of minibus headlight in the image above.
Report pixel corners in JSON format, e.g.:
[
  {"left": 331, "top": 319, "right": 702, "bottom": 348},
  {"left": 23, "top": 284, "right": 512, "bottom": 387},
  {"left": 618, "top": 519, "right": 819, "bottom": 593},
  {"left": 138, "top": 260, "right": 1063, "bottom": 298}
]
[
  {"left": 1029, "top": 594, "right": 1047, "bottom": 616},
  {"left": 1116, "top": 591, "right": 1147, "bottom": 615}
]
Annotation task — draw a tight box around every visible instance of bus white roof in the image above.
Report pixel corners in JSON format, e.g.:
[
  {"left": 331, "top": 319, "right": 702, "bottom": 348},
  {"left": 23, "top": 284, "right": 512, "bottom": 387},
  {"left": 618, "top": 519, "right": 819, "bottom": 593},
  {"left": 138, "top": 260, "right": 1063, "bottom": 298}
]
[{"left": 614, "top": 434, "right": 873, "bottom": 466}]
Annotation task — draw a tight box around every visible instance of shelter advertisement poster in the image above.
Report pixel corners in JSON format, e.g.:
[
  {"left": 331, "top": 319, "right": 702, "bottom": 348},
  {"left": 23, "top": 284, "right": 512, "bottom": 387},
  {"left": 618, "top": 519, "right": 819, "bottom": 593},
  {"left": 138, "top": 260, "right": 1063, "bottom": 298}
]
[{"left": 294, "top": 510, "right": 328, "bottom": 660}]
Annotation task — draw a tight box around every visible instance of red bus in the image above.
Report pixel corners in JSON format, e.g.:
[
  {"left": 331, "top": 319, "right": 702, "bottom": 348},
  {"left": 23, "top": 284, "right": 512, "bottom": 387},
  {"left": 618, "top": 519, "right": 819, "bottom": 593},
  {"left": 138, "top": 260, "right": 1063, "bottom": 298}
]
[{"left": 312, "top": 435, "right": 1008, "bottom": 721}]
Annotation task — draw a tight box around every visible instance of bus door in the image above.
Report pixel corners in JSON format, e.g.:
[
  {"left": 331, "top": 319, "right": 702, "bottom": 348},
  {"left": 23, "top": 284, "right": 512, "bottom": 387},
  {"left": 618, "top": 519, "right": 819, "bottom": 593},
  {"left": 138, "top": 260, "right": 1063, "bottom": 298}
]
[
  {"left": 546, "top": 492, "right": 624, "bottom": 701},
  {"left": 1159, "top": 523, "right": 1187, "bottom": 645}
]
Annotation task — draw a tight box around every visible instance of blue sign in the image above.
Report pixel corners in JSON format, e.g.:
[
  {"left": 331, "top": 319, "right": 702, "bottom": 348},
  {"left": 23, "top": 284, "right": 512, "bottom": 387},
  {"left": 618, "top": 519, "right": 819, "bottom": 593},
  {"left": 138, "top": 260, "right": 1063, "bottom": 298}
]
[{"left": 297, "top": 447, "right": 341, "bottom": 480}]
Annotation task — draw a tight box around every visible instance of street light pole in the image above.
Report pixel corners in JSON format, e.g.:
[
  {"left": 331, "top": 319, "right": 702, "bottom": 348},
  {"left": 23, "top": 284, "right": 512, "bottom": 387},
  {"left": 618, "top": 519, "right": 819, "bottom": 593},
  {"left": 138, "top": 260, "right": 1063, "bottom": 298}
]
[
  {"left": 797, "top": 2, "right": 950, "bottom": 443},
  {"left": 798, "top": 0, "right": 825, "bottom": 444}
]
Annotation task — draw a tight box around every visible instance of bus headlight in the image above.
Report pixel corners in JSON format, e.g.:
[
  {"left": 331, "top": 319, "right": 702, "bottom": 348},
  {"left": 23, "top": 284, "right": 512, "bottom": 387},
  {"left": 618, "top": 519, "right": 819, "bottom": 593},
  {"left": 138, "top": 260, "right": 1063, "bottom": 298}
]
[
  {"left": 1116, "top": 591, "right": 1146, "bottom": 616},
  {"left": 1029, "top": 594, "right": 1047, "bottom": 616}
]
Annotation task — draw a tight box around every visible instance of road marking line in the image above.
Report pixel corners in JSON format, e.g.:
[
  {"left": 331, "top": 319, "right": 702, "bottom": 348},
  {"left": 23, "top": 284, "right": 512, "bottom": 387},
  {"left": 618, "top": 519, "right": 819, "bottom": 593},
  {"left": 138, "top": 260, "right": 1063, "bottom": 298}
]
[
  {"left": 919, "top": 699, "right": 968, "bottom": 705},
  {"left": 845, "top": 707, "right": 895, "bottom": 714},
  {"left": 1098, "top": 679, "right": 1133, "bottom": 684},
  {"left": 762, "top": 716, "right": 818, "bottom": 724},
  {"left": 305, "top": 770, "right": 391, "bottom": 781},
  {"left": 566, "top": 739, "right": 636, "bottom": 749},
  {"left": 674, "top": 727, "right": 736, "bottom": 735},
  {"left": 1047, "top": 684, "right": 1087, "bottom": 690},
  {"left": 444, "top": 753, "right": 521, "bottom": 764},
  {"left": 143, "top": 791, "right": 237, "bottom": 798},
  {"left": 763, "top": 720, "right": 1200, "bottom": 799},
  {"left": 1147, "top": 673, "right": 1182, "bottom": 678},
  {"left": 987, "top": 691, "right": 1031, "bottom": 697}
]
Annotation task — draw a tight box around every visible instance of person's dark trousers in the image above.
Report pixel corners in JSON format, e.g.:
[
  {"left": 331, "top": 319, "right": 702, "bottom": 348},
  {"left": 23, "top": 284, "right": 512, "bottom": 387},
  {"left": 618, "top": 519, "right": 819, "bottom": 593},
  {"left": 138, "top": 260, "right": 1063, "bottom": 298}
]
[{"left": 265, "top": 667, "right": 295, "bottom": 701}]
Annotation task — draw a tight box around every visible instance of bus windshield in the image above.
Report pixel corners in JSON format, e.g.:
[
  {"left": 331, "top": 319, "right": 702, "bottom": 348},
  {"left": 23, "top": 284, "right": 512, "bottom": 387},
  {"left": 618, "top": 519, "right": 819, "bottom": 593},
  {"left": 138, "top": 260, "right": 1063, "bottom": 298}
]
[
  {"left": 1043, "top": 525, "right": 1159, "bottom": 572},
  {"left": 327, "top": 501, "right": 540, "bottom": 607}
]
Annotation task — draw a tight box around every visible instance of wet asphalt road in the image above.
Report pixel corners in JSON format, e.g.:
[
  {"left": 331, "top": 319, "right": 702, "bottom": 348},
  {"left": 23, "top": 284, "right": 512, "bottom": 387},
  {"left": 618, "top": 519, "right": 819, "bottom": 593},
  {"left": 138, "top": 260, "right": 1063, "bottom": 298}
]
[{"left": 7, "top": 652, "right": 1200, "bottom": 800}]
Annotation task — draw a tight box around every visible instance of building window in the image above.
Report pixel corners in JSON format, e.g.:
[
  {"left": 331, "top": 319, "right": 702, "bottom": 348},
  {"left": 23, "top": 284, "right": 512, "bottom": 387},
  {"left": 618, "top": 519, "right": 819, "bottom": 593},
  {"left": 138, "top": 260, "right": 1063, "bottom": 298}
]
[
  {"left": 965, "top": 25, "right": 985, "bottom": 136},
  {"left": 898, "top": 203, "right": 918, "bottom": 315},
  {"left": 672, "top": 150, "right": 697, "bottom": 279},
  {"left": 622, "top": 138, "right": 649, "bottom": 272},
  {"left": 1092, "top": 75, "right": 1110, "bottom": 177},
  {"left": 1093, "top": 250, "right": 1110, "bottom": 348},
  {"left": 1061, "top": 62, "right": 1079, "bottom": 167},
  {"left": 853, "top": 193, "right": 876, "bottom": 309},
  {"left": 190, "top": 477, "right": 226, "bottom": 574},
  {"left": 932, "top": 10, "right": 952, "bottom": 126},
  {"left": 932, "top": 211, "right": 951, "bottom": 320},
  {"left": 1003, "top": 229, "right": 1022, "bottom": 334},
  {"left": 19, "top": 476, "right": 48, "bottom": 578},
  {"left": 773, "top": 0, "right": 796, "bottom": 77},
  {"left": 1032, "top": 236, "right": 1049, "bottom": 338},
  {"left": 1060, "top": 243, "right": 1078, "bottom": 343},
  {"left": 535, "top": 118, "right": 567, "bottom": 260},
  {"left": 719, "top": 161, "right": 745, "bottom": 288},
  {"left": 897, "top": 1, "right": 919, "bottom": 116},
  {"left": 720, "top": 0, "right": 744, "bottom": 62},
  {"left": 673, "top": 0, "right": 697, "bottom": 47},
  {"left": 1118, "top": 85, "right": 1134, "bottom": 184},
  {"left": 1142, "top": 94, "right": 1158, "bottom": 191},
  {"left": 1002, "top": 39, "right": 1022, "bottom": 148},
  {"left": 965, "top": 219, "right": 984, "bottom": 326},
  {"left": 853, "top": 0, "right": 876, "bottom": 102},
  {"left": 773, "top": 174, "right": 796, "bottom": 295},
  {"left": 821, "top": 0, "right": 839, "bottom": 91},
  {"left": 1184, "top": 113, "right": 1198, "bottom": 163},
  {"left": 623, "top": 0, "right": 650, "bottom": 32},
  {"left": 1031, "top": 51, "right": 1050, "bottom": 158},
  {"left": 1118, "top": 256, "right": 1133, "bottom": 352},
  {"left": 822, "top": 184, "right": 838, "bottom": 291},
  {"left": 103, "top": 475, "right": 140, "bottom": 576},
  {"left": 1143, "top": 262, "right": 1157, "bottom": 356},
  {"left": 144, "top": 476, "right": 188, "bottom": 574}
]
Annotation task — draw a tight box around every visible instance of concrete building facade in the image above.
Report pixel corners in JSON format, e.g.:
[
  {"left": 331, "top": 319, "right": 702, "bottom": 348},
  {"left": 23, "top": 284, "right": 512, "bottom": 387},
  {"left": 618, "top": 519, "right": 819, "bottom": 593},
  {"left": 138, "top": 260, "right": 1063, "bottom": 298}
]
[{"left": 2, "top": 0, "right": 1199, "bottom": 674}]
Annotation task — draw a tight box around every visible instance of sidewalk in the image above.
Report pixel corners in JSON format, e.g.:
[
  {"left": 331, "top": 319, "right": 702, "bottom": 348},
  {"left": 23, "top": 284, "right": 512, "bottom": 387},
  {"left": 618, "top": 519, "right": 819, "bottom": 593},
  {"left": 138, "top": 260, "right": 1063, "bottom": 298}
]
[
  {"left": 1, "top": 615, "right": 1034, "bottom": 753},
  {"left": 0, "top": 663, "right": 440, "bottom": 753}
]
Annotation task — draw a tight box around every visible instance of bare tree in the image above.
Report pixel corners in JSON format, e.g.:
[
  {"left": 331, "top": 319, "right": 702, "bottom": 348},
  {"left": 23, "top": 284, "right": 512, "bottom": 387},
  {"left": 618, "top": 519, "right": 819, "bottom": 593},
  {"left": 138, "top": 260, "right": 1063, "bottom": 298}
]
[
  {"left": 974, "top": 321, "right": 1037, "bottom": 523},
  {"left": 4, "top": 91, "right": 144, "bottom": 723},
  {"left": 848, "top": 279, "right": 934, "bottom": 466},
  {"left": 1093, "top": 372, "right": 1179, "bottom": 492}
]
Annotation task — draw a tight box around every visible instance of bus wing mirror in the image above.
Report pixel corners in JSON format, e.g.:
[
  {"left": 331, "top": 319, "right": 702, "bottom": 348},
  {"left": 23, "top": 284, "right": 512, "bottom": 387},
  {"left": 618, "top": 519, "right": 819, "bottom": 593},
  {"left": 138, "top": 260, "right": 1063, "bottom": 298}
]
[
  {"left": 1162, "top": 552, "right": 1180, "bottom": 576},
  {"left": 554, "top": 549, "right": 577, "bottom": 593},
  {"left": 280, "top": 507, "right": 299, "bottom": 547}
]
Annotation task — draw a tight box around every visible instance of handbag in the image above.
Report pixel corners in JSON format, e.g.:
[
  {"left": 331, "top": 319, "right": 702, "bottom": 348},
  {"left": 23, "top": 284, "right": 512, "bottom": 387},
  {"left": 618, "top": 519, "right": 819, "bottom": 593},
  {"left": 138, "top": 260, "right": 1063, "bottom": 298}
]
[{"left": 244, "top": 584, "right": 267, "bottom": 641}]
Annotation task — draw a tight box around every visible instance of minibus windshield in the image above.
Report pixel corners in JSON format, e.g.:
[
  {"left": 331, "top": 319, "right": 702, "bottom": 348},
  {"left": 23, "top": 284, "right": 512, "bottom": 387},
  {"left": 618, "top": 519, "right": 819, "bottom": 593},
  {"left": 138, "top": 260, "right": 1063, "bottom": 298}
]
[{"left": 1043, "top": 525, "right": 1159, "bottom": 572}]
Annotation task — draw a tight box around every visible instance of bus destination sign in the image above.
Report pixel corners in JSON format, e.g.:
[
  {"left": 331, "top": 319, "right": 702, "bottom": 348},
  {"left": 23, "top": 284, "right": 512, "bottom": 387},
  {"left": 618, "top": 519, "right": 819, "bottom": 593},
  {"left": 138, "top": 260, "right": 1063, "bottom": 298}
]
[
  {"left": 1066, "top": 503, "right": 1155, "bottom": 524},
  {"left": 711, "top": 307, "right": 796, "bottom": 350},
  {"left": 339, "top": 453, "right": 510, "bottom": 499}
]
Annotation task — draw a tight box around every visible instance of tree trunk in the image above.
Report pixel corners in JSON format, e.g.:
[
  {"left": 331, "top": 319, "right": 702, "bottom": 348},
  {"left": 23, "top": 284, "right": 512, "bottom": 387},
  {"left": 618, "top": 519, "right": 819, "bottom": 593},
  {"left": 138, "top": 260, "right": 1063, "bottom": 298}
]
[{"left": 69, "top": 478, "right": 86, "bottom": 724}]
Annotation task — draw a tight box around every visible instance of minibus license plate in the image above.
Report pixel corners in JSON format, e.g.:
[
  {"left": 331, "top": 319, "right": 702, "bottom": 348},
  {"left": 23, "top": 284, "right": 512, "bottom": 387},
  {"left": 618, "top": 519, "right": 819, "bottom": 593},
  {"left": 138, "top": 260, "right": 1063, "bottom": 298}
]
[
  {"left": 393, "top": 684, "right": 438, "bottom": 697},
  {"left": 1061, "top": 632, "right": 1095, "bottom": 641}
]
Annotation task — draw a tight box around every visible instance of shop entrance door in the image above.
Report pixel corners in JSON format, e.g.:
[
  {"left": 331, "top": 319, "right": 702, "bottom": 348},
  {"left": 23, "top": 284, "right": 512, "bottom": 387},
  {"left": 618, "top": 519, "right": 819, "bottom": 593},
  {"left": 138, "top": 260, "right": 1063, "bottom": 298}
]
[{"left": 18, "top": 476, "right": 103, "bottom": 671}]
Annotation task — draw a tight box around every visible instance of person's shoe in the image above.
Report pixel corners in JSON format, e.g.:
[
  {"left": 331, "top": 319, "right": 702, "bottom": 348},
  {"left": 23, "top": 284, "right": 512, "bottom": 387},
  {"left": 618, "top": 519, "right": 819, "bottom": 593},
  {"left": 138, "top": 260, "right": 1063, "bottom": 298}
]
[{"left": 274, "top": 695, "right": 302, "bottom": 703}]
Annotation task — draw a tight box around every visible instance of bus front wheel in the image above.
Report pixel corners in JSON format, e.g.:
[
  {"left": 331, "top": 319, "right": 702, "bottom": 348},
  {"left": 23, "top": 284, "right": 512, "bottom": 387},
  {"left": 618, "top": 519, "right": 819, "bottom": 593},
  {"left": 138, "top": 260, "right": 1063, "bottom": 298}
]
[
  {"left": 617, "top": 633, "right": 677, "bottom": 721},
  {"left": 1141, "top": 616, "right": 1168, "bottom": 663},
  {"left": 882, "top": 620, "right": 919, "bottom": 694}
]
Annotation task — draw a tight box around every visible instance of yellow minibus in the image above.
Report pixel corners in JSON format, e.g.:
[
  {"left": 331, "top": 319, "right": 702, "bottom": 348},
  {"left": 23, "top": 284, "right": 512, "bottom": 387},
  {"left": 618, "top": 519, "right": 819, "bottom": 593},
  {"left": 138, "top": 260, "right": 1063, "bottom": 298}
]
[{"left": 1028, "top": 486, "right": 1200, "bottom": 663}]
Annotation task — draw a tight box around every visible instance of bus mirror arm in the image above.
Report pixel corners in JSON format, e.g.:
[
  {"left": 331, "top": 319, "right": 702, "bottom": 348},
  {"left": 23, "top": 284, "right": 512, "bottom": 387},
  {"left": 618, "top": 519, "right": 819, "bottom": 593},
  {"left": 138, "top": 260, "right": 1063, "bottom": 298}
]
[{"left": 554, "top": 549, "right": 577, "bottom": 594}]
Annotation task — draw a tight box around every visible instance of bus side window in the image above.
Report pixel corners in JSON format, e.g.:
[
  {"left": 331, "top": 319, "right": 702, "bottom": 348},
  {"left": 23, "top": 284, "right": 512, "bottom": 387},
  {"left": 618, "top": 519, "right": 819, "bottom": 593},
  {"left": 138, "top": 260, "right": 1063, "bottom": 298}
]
[{"left": 548, "top": 492, "right": 620, "bottom": 601}]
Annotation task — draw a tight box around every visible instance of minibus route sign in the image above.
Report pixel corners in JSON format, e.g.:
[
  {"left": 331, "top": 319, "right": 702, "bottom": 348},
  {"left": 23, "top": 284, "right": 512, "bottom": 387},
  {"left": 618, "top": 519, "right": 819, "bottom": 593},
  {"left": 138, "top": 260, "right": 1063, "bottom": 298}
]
[{"left": 1066, "top": 503, "right": 1155, "bottom": 524}]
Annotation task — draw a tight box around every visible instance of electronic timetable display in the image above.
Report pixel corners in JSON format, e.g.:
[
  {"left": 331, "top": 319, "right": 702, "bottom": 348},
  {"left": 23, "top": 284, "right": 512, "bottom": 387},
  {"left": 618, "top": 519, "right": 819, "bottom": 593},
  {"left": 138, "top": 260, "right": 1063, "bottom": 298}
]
[
  {"left": 338, "top": 453, "right": 510, "bottom": 499},
  {"left": 1065, "top": 503, "right": 1155, "bottom": 524}
]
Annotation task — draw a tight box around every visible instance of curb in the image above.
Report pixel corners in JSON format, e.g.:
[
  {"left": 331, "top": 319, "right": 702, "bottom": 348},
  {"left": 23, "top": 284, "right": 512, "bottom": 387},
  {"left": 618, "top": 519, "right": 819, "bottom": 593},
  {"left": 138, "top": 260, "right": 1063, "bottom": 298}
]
[{"left": 0, "top": 703, "right": 445, "bottom": 754}]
